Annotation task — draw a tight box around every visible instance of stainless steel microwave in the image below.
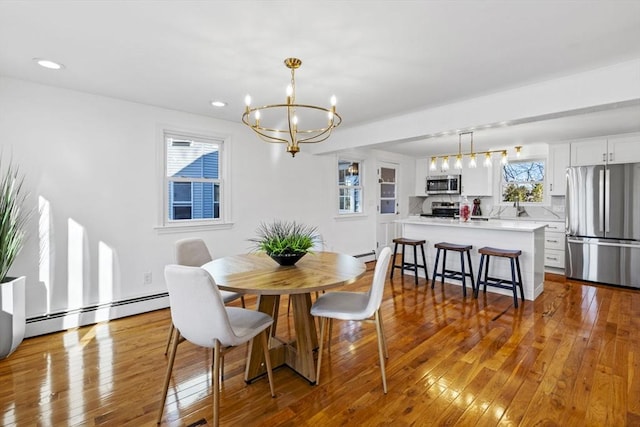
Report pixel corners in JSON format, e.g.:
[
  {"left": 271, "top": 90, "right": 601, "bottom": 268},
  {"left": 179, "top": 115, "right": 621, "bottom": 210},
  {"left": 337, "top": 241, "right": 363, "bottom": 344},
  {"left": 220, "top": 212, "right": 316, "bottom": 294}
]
[{"left": 426, "top": 175, "right": 461, "bottom": 195}]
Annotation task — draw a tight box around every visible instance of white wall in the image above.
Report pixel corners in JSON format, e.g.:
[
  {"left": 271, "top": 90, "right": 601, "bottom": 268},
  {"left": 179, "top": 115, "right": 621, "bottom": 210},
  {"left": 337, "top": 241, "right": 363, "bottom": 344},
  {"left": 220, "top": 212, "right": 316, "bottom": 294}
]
[{"left": 0, "top": 77, "right": 411, "bottom": 331}]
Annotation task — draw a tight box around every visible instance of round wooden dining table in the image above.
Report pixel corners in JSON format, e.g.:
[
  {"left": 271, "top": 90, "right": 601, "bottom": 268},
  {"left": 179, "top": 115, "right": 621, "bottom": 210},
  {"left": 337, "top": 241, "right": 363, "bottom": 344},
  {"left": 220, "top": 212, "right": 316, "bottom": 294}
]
[{"left": 201, "top": 251, "right": 366, "bottom": 384}]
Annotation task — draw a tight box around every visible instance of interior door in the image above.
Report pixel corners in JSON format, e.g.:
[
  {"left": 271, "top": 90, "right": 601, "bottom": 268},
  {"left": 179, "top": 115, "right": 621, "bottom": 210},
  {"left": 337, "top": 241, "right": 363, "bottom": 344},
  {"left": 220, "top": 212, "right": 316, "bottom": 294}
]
[{"left": 376, "top": 163, "right": 399, "bottom": 251}]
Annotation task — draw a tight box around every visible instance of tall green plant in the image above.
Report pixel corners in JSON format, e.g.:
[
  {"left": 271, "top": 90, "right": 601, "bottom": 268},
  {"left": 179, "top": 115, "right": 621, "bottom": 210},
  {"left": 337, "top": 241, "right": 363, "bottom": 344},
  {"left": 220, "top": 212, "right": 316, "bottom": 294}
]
[
  {"left": 0, "top": 158, "right": 28, "bottom": 283},
  {"left": 249, "top": 220, "right": 320, "bottom": 255}
]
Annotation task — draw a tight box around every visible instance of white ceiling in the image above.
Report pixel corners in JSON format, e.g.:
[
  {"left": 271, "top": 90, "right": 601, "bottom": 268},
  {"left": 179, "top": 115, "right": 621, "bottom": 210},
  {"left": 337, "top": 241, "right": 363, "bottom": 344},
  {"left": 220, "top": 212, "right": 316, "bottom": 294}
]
[{"left": 1, "top": 1, "right": 639, "bottom": 156}]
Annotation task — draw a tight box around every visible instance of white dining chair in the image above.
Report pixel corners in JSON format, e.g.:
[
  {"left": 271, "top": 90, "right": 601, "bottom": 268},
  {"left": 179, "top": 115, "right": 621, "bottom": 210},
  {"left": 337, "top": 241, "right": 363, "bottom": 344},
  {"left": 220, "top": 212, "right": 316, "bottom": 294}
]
[
  {"left": 157, "top": 265, "right": 276, "bottom": 426},
  {"left": 164, "top": 238, "right": 245, "bottom": 355},
  {"left": 310, "top": 246, "right": 392, "bottom": 393}
]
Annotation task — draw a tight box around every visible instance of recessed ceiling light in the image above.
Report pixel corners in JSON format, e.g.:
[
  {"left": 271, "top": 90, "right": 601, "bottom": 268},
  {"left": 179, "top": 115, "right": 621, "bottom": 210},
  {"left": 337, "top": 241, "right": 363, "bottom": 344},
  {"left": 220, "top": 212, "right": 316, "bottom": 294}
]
[
  {"left": 33, "top": 58, "right": 64, "bottom": 70},
  {"left": 210, "top": 100, "right": 227, "bottom": 108}
]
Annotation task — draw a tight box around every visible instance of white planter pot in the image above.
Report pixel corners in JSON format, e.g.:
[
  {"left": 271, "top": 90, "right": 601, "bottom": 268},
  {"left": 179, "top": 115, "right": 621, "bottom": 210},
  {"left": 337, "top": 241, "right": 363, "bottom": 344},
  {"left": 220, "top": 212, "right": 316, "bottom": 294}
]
[{"left": 0, "top": 276, "right": 26, "bottom": 359}]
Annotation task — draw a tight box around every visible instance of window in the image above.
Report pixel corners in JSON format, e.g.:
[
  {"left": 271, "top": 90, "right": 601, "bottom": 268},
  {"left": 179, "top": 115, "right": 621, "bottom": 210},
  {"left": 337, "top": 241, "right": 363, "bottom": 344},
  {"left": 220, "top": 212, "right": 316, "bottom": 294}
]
[
  {"left": 338, "top": 159, "right": 363, "bottom": 214},
  {"left": 501, "top": 160, "right": 545, "bottom": 203},
  {"left": 165, "top": 132, "right": 224, "bottom": 224}
]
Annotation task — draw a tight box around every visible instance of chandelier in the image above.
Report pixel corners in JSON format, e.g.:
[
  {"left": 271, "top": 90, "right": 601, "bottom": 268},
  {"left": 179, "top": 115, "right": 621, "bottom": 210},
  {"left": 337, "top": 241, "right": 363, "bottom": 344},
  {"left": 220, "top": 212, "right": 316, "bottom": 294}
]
[
  {"left": 242, "top": 58, "right": 342, "bottom": 157},
  {"left": 429, "top": 131, "right": 522, "bottom": 171}
]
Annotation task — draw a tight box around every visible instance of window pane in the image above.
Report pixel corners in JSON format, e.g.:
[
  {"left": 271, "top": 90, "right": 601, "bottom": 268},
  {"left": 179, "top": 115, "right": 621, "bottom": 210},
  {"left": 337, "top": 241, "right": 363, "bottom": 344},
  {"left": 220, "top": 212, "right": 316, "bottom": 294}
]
[
  {"left": 380, "top": 199, "right": 395, "bottom": 214},
  {"left": 173, "top": 206, "right": 192, "bottom": 220},
  {"left": 503, "top": 161, "right": 544, "bottom": 183},
  {"left": 172, "top": 182, "right": 191, "bottom": 202},
  {"left": 167, "top": 139, "right": 220, "bottom": 179},
  {"left": 339, "top": 188, "right": 362, "bottom": 214},
  {"left": 502, "top": 160, "right": 545, "bottom": 202},
  {"left": 338, "top": 160, "right": 360, "bottom": 186}
]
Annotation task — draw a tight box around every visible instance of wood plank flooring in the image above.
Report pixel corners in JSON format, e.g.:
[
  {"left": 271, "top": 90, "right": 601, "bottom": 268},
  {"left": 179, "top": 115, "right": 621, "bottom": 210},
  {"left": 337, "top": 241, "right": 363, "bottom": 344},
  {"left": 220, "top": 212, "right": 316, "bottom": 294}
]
[{"left": 1, "top": 265, "right": 639, "bottom": 426}]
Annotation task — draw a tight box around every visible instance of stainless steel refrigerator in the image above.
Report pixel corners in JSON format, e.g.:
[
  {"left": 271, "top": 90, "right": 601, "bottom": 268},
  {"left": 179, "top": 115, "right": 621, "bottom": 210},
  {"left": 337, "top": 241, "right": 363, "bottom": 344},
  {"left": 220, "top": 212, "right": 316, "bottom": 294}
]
[{"left": 566, "top": 163, "right": 640, "bottom": 289}]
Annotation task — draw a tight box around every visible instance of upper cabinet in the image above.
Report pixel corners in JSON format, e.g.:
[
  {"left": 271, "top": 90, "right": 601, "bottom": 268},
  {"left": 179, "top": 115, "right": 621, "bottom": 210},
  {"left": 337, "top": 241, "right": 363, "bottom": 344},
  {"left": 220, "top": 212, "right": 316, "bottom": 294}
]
[
  {"left": 414, "top": 157, "right": 429, "bottom": 196},
  {"left": 548, "top": 143, "right": 570, "bottom": 196},
  {"left": 461, "top": 163, "right": 493, "bottom": 197},
  {"left": 571, "top": 133, "right": 640, "bottom": 166}
]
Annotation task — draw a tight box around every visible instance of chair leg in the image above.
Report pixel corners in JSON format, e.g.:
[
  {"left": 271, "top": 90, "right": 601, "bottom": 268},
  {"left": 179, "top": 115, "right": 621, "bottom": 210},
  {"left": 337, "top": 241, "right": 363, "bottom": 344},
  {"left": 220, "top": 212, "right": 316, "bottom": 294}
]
[
  {"left": 261, "top": 330, "right": 276, "bottom": 397},
  {"left": 212, "top": 340, "right": 221, "bottom": 427},
  {"left": 515, "top": 257, "right": 525, "bottom": 303},
  {"left": 510, "top": 258, "right": 519, "bottom": 308},
  {"left": 440, "top": 250, "right": 447, "bottom": 285},
  {"left": 378, "top": 311, "right": 389, "bottom": 358},
  {"left": 240, "top": 296, "right": 246, "bottom": 308},
  {"left": 157, "top": 327, "right": 180, "bottom": 425},
  {"left": 164, "top": 322, "right": 174, "bottom": 356},
  {"left": 413, "top": 244, "right": 419, "bottom": 285},
  {"left": 390, "top": 242, "right": 399, "bottom": 279},
  {"left": 327, "top": 318, "right": 334, "bottom": 353},
  {"left": 374, "top": 310, "right": 388, "bottom": 394},
  {"left": 475, "top": 254, "right": 485, "bottom": 298},
  {"left": 420, "top": 244, "right": 428, "bottom": 281},
  {"left": 459, "top": 251, "right": 467, "bottom": 297},
  {"left": 431, "top": 248, "right": 440, "bottom": 288},
  {"left": 315, "top": 317, "right": 328, "bottom": 386},
  {"left": 466, "top": 249, "right": 475, "bottom": 293}
]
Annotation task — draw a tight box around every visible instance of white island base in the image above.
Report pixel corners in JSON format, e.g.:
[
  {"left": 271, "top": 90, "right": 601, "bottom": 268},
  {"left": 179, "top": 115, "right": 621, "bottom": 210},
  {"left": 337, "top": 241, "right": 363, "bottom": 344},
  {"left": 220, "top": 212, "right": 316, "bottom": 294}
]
[{"left": 397, "top": 218, "right": 546, "bottom": 301}]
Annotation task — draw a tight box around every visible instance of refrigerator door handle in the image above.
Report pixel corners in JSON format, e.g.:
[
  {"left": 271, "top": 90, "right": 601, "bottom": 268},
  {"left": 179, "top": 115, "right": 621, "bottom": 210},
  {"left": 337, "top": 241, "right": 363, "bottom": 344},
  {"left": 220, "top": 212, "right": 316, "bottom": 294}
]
[
  {"left": 599, "top": 169, "right": 605, "bottom": 232},
  {"left": 605, "top": 168, "right": 611, "bottom": 232},
  {"left": 567, "top": 238, "right": 640, "bottom": 249}
]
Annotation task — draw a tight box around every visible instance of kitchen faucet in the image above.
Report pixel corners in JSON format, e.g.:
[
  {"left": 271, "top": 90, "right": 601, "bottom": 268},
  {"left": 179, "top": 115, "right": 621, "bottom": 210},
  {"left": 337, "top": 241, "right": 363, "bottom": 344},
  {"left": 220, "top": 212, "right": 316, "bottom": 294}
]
[{"left": 514, "top": 197, "right": 528, "bottom": 217}]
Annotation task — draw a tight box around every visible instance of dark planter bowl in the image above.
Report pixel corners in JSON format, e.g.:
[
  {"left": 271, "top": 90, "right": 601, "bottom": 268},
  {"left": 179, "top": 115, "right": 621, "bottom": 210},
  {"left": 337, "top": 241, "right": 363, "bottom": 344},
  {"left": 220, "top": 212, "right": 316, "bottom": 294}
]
[{"left": 268, "top": 252, "right": 306, "bottom": 266}]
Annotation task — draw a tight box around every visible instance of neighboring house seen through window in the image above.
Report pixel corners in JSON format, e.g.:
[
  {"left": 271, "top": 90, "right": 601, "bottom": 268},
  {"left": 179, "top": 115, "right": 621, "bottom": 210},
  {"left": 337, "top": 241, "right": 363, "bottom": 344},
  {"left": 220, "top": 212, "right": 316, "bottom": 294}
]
[
  {"left": 338, "top": 159, "right": 363, "bottom": 214},
  {"left": 165, "top": 134, "right": 222, "bottom": 223}
]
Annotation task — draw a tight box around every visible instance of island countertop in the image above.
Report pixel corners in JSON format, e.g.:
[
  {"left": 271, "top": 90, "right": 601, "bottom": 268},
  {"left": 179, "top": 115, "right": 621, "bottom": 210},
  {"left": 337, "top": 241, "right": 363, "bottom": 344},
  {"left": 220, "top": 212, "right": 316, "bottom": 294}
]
[
  {"left": 399, "top": 217, "right": 547, "bottom": 232},
  {"left": 396, "top": 217, "right": 545, "bottom": 301}
]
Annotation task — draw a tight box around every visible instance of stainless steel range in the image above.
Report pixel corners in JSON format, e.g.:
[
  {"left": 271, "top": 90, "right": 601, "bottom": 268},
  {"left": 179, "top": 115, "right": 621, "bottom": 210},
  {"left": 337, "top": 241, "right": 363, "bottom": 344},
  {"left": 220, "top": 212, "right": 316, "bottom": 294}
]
[{"left": 420, "top": 201, "right": 459, "bottom": 218}]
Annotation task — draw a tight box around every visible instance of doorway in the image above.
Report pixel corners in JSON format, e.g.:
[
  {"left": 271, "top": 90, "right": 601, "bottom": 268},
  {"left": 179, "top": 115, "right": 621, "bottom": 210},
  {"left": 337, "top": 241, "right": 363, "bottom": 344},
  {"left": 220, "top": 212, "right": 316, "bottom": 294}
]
[{"left": 376, "top": 162, "right": 399, "bottom": 251}]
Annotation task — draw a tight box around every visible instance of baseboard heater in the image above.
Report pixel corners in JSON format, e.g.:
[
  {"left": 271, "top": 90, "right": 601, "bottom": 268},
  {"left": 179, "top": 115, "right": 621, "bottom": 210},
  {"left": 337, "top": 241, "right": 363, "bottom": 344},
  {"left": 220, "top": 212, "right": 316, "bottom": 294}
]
[
  {"left": 353, "top": 250, "right": 377, "bottom": 262},
  {"left": 25, "top": 292, "right": 169, "bottom": 338}
]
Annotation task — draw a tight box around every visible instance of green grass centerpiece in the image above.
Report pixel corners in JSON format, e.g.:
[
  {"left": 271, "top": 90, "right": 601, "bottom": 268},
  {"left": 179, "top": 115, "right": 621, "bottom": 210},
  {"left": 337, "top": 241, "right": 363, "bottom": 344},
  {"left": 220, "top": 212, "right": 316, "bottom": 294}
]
[{"left": 250, "top": 220, "right": 320, "bottom": 266}]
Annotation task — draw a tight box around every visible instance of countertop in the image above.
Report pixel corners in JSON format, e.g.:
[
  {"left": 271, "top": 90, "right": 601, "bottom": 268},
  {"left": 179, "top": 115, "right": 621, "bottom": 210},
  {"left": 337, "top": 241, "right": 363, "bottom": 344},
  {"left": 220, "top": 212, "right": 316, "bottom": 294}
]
[{"left": 400, "top": 217, "right": 547, "bottom": 232}]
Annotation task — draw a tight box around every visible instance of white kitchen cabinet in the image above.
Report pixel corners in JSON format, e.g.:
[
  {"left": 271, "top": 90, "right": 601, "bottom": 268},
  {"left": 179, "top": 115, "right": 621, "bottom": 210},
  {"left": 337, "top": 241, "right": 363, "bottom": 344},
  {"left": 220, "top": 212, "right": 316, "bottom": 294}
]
[
  {"left": 607, "top": 133, "right": 640, "bottom": 164},
  {"left": 570, "top": 132, "right": 640, "bottom": 166},
  {"left": 461, "top": 163, "right": 492, "bottom": 196},
  {"left": 548, "top": 143, "right": 570, "bottom": 196},
  {"left": 543, "top": 220, "right": 565, "bottom": 271},
  {"left": 414, "top": 157, "right": 429, "bottom": 196}
]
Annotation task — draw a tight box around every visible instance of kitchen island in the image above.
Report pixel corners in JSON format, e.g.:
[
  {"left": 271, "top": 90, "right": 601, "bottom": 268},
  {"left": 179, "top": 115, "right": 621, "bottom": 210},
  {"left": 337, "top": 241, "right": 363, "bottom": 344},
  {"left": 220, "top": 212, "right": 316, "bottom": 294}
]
[{"left": 397, "top": 217, "right": 546, "bottom": 301}]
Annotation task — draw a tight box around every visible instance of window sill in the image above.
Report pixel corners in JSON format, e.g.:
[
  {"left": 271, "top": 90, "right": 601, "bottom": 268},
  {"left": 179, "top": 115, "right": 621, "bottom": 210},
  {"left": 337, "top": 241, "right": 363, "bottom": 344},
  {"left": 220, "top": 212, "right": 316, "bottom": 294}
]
[
  {"left": 334, "top": 213, "right": 368, "bottom": 221},
  {"left": 154, "top": 221, "right": 234, "bottom": 234}
]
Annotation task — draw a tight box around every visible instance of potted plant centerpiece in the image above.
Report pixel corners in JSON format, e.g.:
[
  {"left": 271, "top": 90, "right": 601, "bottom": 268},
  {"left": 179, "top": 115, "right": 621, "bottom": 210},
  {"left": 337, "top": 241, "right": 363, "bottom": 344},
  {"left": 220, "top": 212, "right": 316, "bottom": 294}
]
[
  {"left": 0, "top": 157, "right": 29, "bottom": 359},
  {"left": 250, "top": 220, "right": 320, "bottom": 266}
]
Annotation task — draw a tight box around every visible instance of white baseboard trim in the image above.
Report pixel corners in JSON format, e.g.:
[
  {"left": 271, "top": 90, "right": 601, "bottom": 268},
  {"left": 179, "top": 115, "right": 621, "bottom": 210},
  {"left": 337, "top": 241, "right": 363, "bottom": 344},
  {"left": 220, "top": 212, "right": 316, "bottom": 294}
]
[{"left": 25, "top": 293, "right": 169, "bottom": 338}]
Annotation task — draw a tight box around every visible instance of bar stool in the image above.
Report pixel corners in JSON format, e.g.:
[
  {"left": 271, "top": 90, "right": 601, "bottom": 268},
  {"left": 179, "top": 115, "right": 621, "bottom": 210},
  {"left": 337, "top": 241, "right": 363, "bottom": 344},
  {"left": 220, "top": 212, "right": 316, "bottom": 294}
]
[
  {"left": 475, "top": 247, "right": 524, "bottom": 308},
  {"left": 390, "top": 238, "right": 428, "bottom": 285},
  {"left": 431, "top": 242, "right": 475, "bottom": 297}
]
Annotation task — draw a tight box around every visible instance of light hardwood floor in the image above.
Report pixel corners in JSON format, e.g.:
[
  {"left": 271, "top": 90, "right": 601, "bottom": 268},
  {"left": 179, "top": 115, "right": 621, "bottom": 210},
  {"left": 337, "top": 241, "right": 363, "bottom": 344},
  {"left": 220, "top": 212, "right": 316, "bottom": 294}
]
[{"left": 1, "top": 264, "right": 639, "bottom": 426}]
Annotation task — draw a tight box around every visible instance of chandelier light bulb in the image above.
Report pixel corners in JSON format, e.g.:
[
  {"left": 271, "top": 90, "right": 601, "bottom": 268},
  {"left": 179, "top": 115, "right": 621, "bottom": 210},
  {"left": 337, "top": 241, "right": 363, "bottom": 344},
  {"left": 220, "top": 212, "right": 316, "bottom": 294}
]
[
  {"left": 501, "top": 150, "right": 508, "bottom": 165},
  {"left": 442, "top": 156, "right": 450, "bottom": 170},
  {"left": 469, "top": 153, "right": 477, "bottom": 168},
  {"left": 244, "top": 95, "right": 251, "bottom": 106},
  {"left": 286, "top": 84, "right": 293, "bottom": 97},
  {"left": 255, "top": 110, "right": 260, "bottom": 120},
  {"left": 330, "top": 95, "right": 337, "bottom": 106},
  {"left": 430, "top": 157, "right": 437, "bottom": 171},
  {"left": 484, "top": 152, "right": 492, "bottom": 167},
  {"left": 292, "top": 115, "right": 298, "bottom": 125},
  {"left": 455, "top": 154, "right": 463, "bottom": 170},
  {"left": 516, "top": 146, "right": 522, "bottom": 157}
]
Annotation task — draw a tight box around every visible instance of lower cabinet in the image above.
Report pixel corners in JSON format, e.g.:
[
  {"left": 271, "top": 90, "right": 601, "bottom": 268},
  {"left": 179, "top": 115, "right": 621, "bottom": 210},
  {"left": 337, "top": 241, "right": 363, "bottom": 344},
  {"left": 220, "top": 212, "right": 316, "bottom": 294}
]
[{"left": 544, "top": 221, "right": 565, "bottom": 271}]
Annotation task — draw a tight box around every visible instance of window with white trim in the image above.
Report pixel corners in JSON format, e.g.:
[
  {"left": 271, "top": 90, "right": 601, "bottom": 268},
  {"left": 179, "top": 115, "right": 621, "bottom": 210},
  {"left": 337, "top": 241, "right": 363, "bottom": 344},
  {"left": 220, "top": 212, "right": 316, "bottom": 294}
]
[
  {"left": 164, "top": 133, "right": 224, "bottom": 224},
  {"left": 338, "top": 159, "right": 363, "bottom": 214},
  {"left": 501, "top": 159, "right": 545, "bottom": 203}
]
